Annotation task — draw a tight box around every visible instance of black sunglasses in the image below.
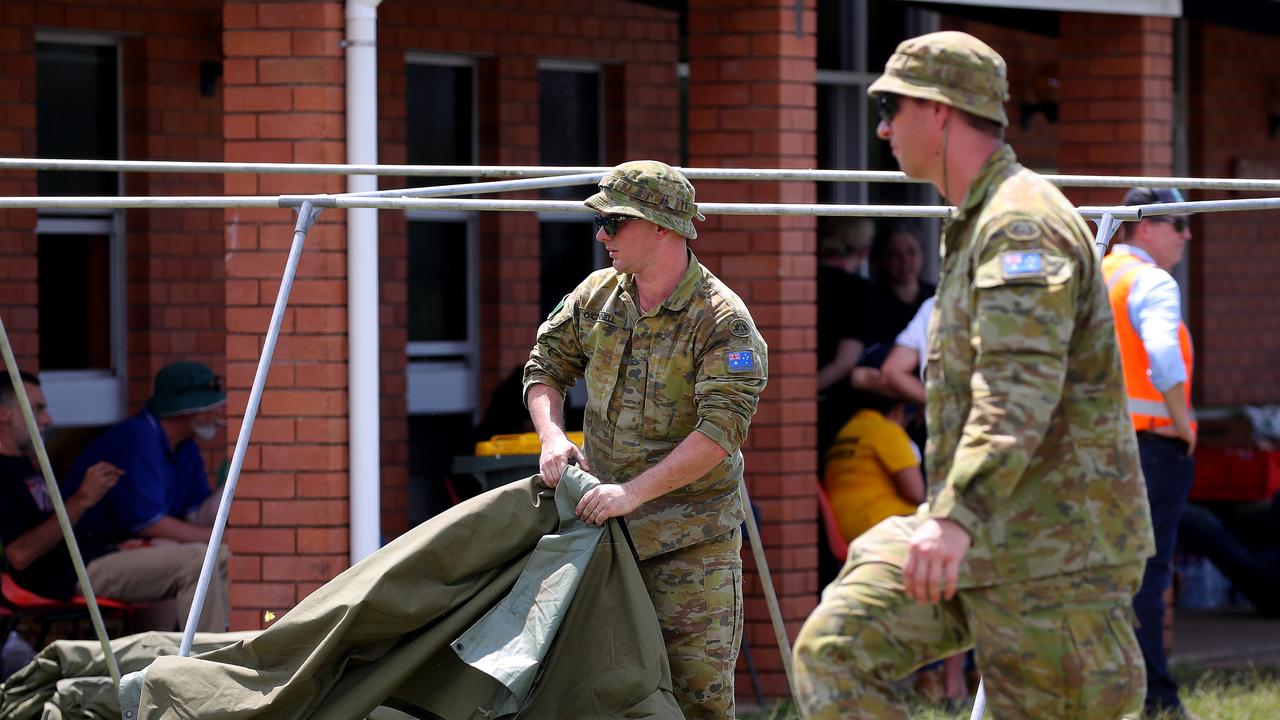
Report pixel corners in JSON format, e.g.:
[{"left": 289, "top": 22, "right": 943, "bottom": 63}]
[
  {"left": 592, "top": 214, "right": 634, "bottom": 238},
  {"left": 876, "top": 94, "right": 901, "bottom": 124},
  {"left": 1148, "top": 216, "right": 1190, "bottom": 232}
]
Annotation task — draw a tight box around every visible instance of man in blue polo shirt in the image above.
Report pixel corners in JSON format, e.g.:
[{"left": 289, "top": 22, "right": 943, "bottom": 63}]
[{"left": 70, "top": 361, "right": 225, "bottom": 546}]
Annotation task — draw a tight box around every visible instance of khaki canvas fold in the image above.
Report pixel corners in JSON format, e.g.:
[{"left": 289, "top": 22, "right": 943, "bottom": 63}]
[
  {"left": 0, "top": 631, "right": 250, "bottom": 720},
  {"left": 120, "top": 470, "right": 683, "bottom": 719}
]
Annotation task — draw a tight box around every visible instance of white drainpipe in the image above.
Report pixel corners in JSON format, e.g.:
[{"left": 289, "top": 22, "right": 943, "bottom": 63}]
[{"left": 345, "top": 0, "right": 382, "bottom": 563}]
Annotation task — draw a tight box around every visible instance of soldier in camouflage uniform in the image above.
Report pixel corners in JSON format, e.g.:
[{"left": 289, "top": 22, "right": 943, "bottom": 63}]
[
  {"left": 523, "top": 160, "right": 768, "bottom": 719},
  {"left": 792, "top": 32, "right": 1156, "bottom": 719}
]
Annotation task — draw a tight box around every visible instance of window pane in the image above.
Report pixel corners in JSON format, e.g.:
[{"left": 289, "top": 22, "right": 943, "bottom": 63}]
[
  {"left": 409, "top": 413, "right": 477, "bottom": 523},
  {"left": 540, "top": 221, "right": 601, "bottom": 317},
  {"left": 408, "top": 221, "right": 470, "bottom": 343},
  {"left": 38, "top": 234, "right": 112, "bottom": 370},
  {"left": 405, "top": 63, "right": 473, "bottom": 188},
  {"left": 539, "top": 69, "right": 601, "bottom": 199},
  {"left": 36, "top": 42, "right": 118, "bottom": 197}
]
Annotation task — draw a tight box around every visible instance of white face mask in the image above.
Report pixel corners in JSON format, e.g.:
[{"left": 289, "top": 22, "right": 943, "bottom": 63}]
[{"left": 192, "top": 421, "right": 217, "bottom": 442}]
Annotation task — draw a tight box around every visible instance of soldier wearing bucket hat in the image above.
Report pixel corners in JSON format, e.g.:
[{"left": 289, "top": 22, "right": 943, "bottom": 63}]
[
  {"left": 70, "top": 361, "right": 229, "bottom": 551},
  {"left": 525, "top": 160, "right": 768, "bottom": 719},
  {"left": 794, "top": 32, "right": 1155, "bottom": 719}
]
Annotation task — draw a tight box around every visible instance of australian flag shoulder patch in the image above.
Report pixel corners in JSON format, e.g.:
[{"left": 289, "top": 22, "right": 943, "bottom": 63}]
[
  {"left": 1000, "top": 250, "right": 1044, "bottom": 278},
  {"left": 726, "top": 349, "right": 756, "bottom": 373}
]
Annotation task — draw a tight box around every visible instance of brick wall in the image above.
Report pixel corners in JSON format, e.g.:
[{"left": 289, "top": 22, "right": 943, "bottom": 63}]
[
  {"left": 0, "top": 5, "right": 38, "bottom": 368},
  {"left": 119, "top": 7, "right": 224, "bottom": 410},
  {"left": 940, "top": 17, "right": 1060, "bottom": 171},
  {"left": 687, "top": 0, "right": 819, "bottom": 699},
  {"left": 1058, "top": 13, "right": 1175, "bottom": 206},
  {"left": 221, "top": 0, "right": 350, "bottom": 630},
  {"left": 1188, "top": 23, "right": 1280, "bottom": 405}
]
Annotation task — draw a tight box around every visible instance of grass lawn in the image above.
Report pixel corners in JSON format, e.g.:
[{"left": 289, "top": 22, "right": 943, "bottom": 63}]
[{"left": 738, "top": 664, "right": 1280, "bottom": 719}]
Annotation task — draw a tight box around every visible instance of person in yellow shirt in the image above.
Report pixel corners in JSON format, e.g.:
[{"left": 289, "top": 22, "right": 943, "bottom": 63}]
[{"left": 823, "top": 393, "right": 924, "bottom": 542}]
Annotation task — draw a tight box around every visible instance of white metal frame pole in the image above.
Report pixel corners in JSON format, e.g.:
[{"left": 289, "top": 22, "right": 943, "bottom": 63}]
[
  {"left": 738, "top": 478, "right": 797, "bottom": 696},
  {"left": 178, "top": 201, "right": 323, "bottom": 656},
  {"left": 0, "top": 317, "right": 121, "bottom": 687},
  {"left": 345, "top": 0, "right": 382, "bottom": 564}
]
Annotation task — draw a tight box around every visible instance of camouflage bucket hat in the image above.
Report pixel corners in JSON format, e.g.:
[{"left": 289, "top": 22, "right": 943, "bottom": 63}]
[
  {"left": 867, "top": 31, "right": 1010, "bottom": 127},
  {"left": 584, "top": 160, "right": 706, "bottom": 240}
]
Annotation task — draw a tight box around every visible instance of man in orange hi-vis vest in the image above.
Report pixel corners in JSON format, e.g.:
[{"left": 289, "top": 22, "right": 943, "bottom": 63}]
[{"left": 1104, "top": 186, "right": 1198, "bottom": 720}]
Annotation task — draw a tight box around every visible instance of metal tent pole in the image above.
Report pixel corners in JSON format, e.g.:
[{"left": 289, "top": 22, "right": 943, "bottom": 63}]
[
  {"left": 0, "top": 316, "right": 121, "bottom": 687},
  {"left": 178, "top": 201, "right": 323, "bottom": 657},
  {"left": 737, "top": 477, "right": 797, "bottom": 696},
  {"left": 970, "top": 678, "right": 987, "bottom": 719},
  {"left": 1092, "top": 212, "right": 1124, "bottom": 257}
]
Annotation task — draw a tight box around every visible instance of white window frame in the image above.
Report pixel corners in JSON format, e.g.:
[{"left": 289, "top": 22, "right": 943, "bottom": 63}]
[
  {"left": 403, "top": 53, "right": 481, "bottom": 417},
  {"left": 815, "top": 4, "right": 943, "bottom": 282},
  {"left": 34, "top": 31, "right": 127, "bottom": 427}
]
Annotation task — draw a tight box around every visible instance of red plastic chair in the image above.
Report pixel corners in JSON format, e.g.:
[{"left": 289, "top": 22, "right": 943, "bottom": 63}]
[
  {"left": 815, "top": 481, "right": 850, "bottom": 564},
  {"left": 1, "top": 571, "right": 139, "bottom": 647}
]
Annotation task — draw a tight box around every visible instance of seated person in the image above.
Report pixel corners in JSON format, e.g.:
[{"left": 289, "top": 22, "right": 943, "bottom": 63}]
[
  {"left": 822, "top": 390, "right": 924, "bottom": 543},
  {"left": 1179, "top": 492, "right": 1280, "bottom": 617},
  {"left": 68, "top": 361, "right": 225, "bottom": 546},
  {"left": 0, "top": 370, "right": 229, "bottom": 632},
  {"left": 817, "top": 218, "right": 873, "bottom": 457},
  {"left": 854, "top": 298, "right": 934, "bottom": 450},
  {"left": 861, "top": 222, "right": 935, "bottom": 347}
]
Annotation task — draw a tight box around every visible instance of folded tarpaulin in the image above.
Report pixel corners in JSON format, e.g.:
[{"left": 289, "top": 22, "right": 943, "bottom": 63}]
[
  {"left": 127, "top": 467, "right": 683, "bottom": 719},
  {"left": 0, "top": 631, "right": 252, "bottom": 720}
]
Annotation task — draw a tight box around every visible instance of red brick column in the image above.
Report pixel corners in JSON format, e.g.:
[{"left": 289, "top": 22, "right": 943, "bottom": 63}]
[
  {"left": 1059, "top": 14, "right": 1175, "bottom": 205},
  {"left": 478, "top": 55, "right": 542, "bottom": 396},
  {"left": 0, "top": 8, "right": 38, "bottom": 368},
  {"left": 688, "top": 0, "right": 819, "bottom": 699},
  {"left": 221, "top": 0, "right": 349, "bottom": 630},
  {"left": 120, "top": 10, "right": 225, "bottom": 472}
]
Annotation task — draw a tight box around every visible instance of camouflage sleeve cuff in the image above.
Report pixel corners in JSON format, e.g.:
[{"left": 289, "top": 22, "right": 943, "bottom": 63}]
[
  {"left": 694, "top": 418, "right": 739, "bottom": 456},
  {"left": 521, "top": 374, "right": 566, "bottom": 408},
  {"left": 928, "top": 487, "right": 984, "bottom": 547}
]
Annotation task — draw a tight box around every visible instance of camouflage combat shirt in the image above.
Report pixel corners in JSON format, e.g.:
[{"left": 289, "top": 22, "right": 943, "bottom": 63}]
[
  {"left": 524, "top": 251, "right": 768, "bottom": 561},
  {"left": 922, "top": 145, "right": 1155, "bottom": 587}
]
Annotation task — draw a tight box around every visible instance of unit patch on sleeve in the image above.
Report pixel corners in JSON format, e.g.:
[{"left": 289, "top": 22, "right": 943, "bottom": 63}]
[
  {"left": 1003, "top": 219, "right": 1042, "bottom": 242},
  {"left": 1000, "top": 250, "right": 1045, "bottom": 278},
  {"left": 729, "top": 317, "right": 752, "bottom": 338},
  {"left": 726, "top": 349, "right": 756, "bottom": 373}
]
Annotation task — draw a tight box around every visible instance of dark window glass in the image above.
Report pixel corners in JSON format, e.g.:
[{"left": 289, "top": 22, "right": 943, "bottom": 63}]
[
  {"left": 866, "top": 0, "right": 909, "bottom": 75},
  {"left": 405, "top": 63, "right": 473, "bottom": 188},
  {"left": 407, "top": 221, "right": 469, "bottom": 343},
  {"left": 38, "top": 233, "right": 112, "bottom": 370},
  {"left": 36, "top": 43, "right": 118, "bottom": 197},
  {"left": 409, "top": 413, "right": 477, "bottom": 523},
  {"left": 538, "top": 69, "right": 601, "bottom": 199},
  {"left": 540, "top": 221, "right": 601, "bottom": 317}
]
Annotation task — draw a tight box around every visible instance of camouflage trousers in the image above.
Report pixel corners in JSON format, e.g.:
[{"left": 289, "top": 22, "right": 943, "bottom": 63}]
[
  {"left": 794, "top": 526, "right": 1146, "bottom": 719},
  {"left": 638, "top": 528, "right": 743, "bottom": 720}
]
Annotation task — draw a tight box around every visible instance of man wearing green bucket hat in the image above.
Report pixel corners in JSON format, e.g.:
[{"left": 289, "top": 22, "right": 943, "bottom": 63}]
[
  {"left": 793, "top": 32, "right": 1155, "bottom": 719},
  {"left": 524, "top": 160, "right": 768, "bottom": 719},
  {"left": 62, "top": 361, "right": 232, "bottom": 630}
]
